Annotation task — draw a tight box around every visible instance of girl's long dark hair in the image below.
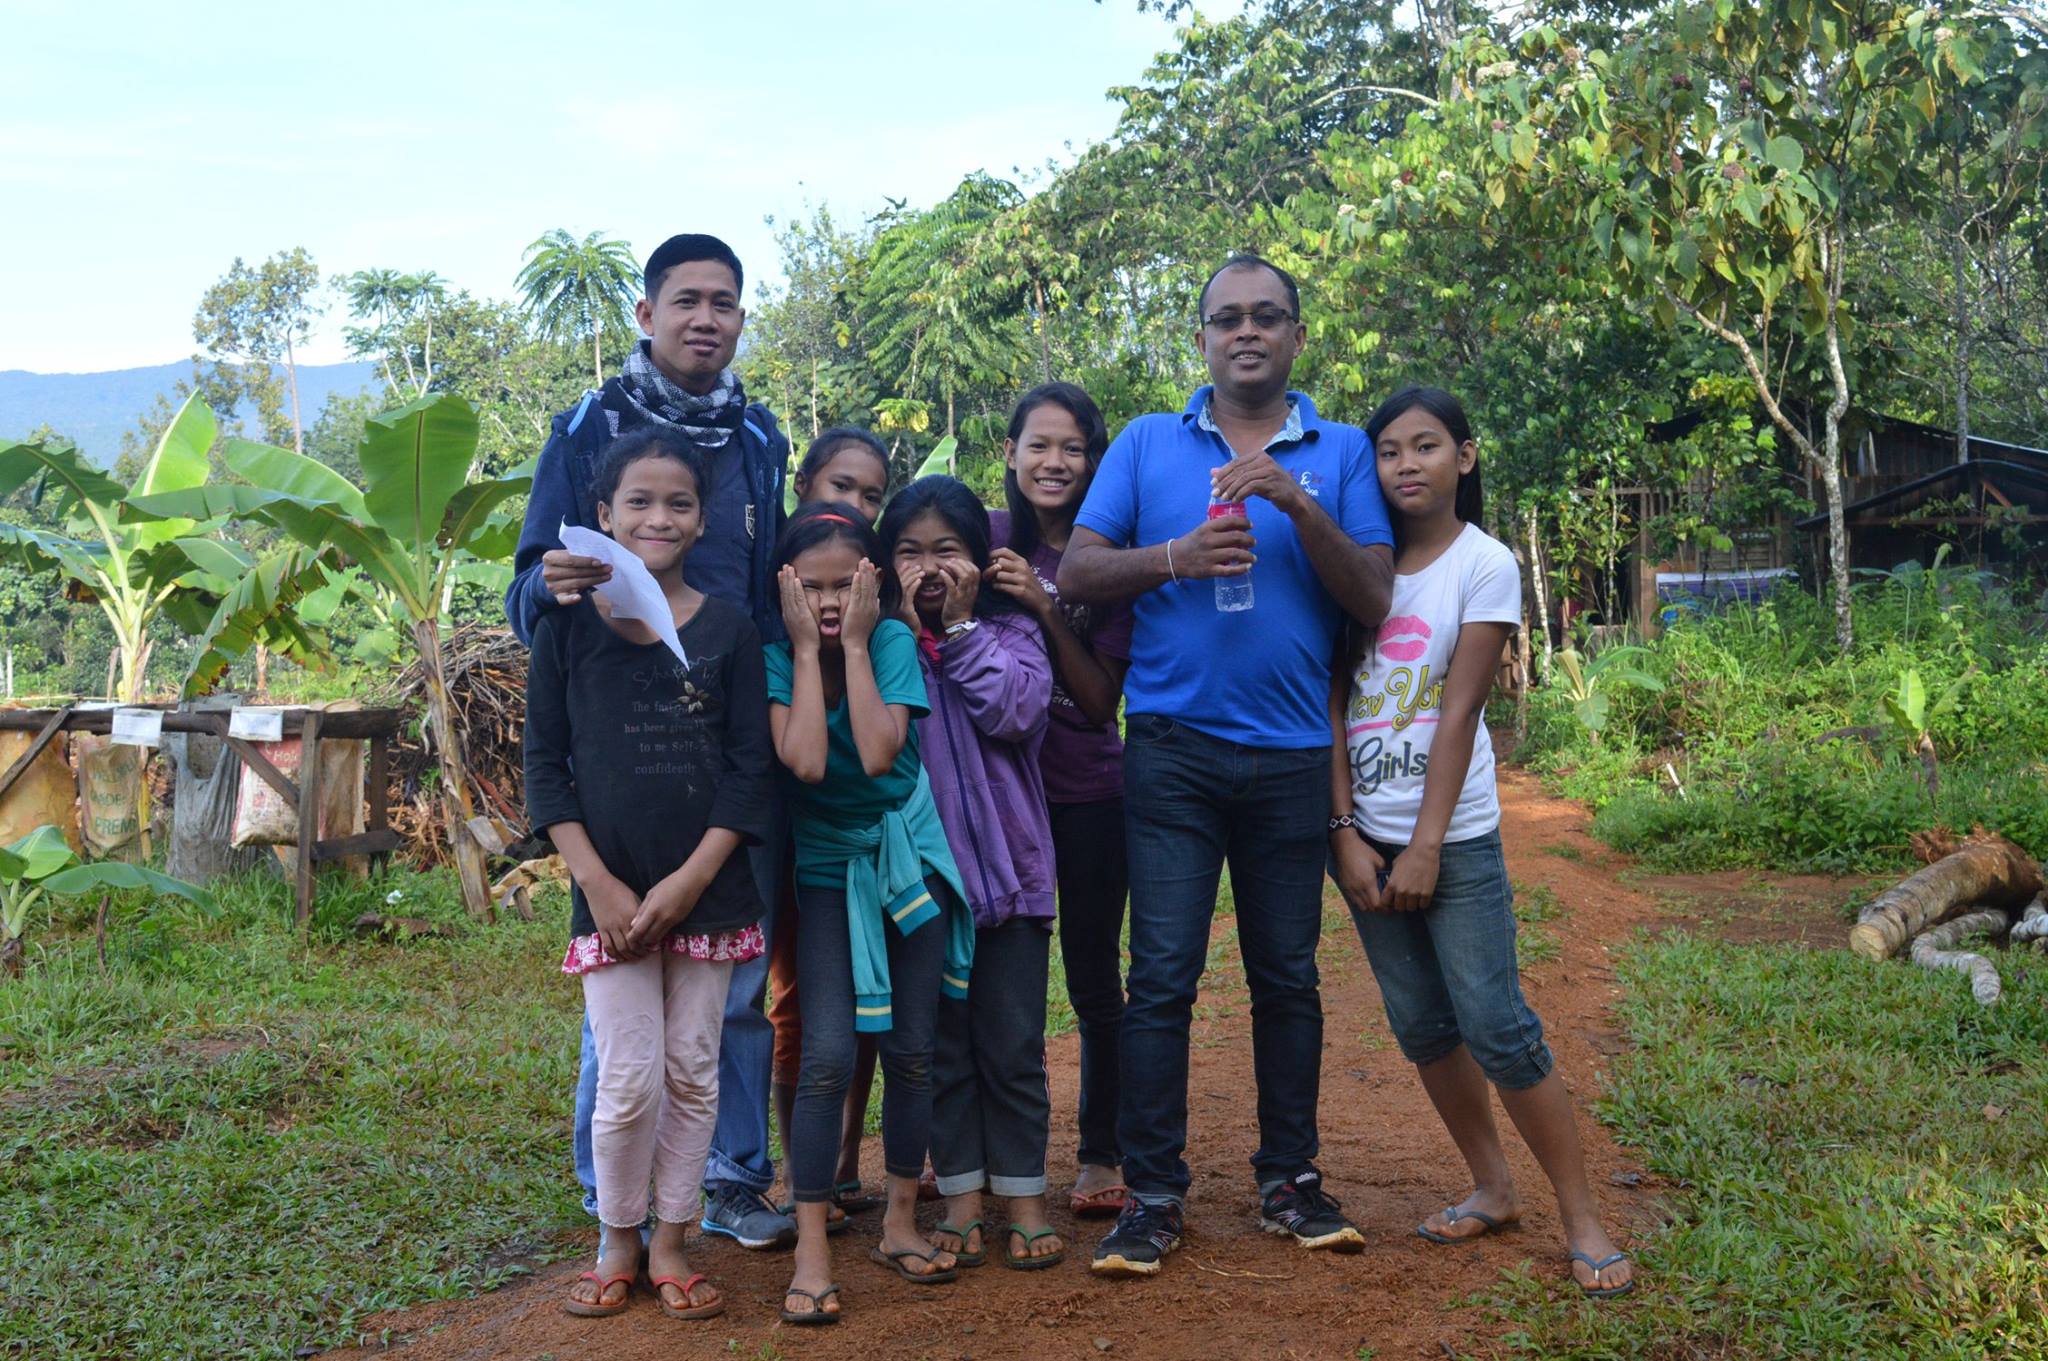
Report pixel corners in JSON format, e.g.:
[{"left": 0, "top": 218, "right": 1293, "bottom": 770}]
[
  {"left": 876, "top": 475, "right": 1021, "bottom": 619},
  {"left": 1364, "top": 386, "right": 1484, "bottom": 527},
  {"left": 1001, "top": 382, "right": 1109, "bottom": 560}
]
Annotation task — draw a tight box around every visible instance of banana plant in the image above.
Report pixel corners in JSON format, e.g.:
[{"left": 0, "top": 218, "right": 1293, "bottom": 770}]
[
  {"left": 0, "top": 395, "right": 218, "bottom": 702},
  {"left": 1553, "top": 644, "right": 1665, "bottom": 739},
  {"left": 0, "top": 395, "right": 335, "bottom": 856},
  {"left": 1880, "top": 666, "right": 1974, "bottom": 803},
  {"left": 127, "top": 392, "right": 530, "bottom": 921},
  {"left": 0, "top": 825, "right": 215, "bottom": 977}
]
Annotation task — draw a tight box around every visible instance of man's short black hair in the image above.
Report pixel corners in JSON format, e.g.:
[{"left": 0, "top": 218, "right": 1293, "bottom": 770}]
[
  {"left": 1197, "top": 253, "right": 1300, "bottom": 320},
  {"left": 644, "top": 233, "right": 744, "bottom": 300}
]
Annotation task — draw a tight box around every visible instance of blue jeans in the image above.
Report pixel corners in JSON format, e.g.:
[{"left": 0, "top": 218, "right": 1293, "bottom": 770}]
[
  {"left": 1117, "top": 713, "right": 1330, "bottom": 1202},
  {"left": 1337, "top": 828, "right": 1552, "bottom": 1090},
  {"left": 575, "top": 826, "right": 782, "bottom": 1214}
]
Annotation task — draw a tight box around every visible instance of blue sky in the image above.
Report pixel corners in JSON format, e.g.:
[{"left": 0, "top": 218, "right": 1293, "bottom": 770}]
[{"left": 1, "top": 0, "right": 1215, "bottom": 373}]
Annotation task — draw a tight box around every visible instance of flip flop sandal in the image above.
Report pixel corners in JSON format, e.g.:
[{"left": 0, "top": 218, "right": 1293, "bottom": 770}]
[
  {"left": 1069, "top": 1183, "right": 1128, "bottom": 1219},
  {"left": 562, "top": 1270, "right": 635, "bottom": 1317},
  {"left": 776, "top": 1197, "right": 852, "bottom": 1234},
  {"left": 869, "top": 1245, "right": 959, "bottom": 1284},
  {"left": 780, "top": 1283, "right": 843, "bottom": 1326},
  {"left": 1568, "top": 1250, "right": 1636, "bottom": 1299},
  {"left": 1002, "top": 1223, "right": 1066, "bottom": 1271},
  {"left": 834, "top": 1179, "right": 882, "bottom": 1213},
  {"left": 650, "top": 1272, "right": 724, "bottom": 1321},
  {"left": 933, "top": 1219, "right": 986, "bottom": 1268},
  {"left": 1416, "top": 1206, "right": 1520, "bottom": 1245}
]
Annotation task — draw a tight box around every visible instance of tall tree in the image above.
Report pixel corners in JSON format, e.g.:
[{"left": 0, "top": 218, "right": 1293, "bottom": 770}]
[
  {"left": 745, "top": 207, "right": 877, "bottom": 443},
  {"left": 193, "top": 249, "right": 324, "bottom": 454},
  {"left": 1453, "top": 0, "right": 2000, "bottom": 648},
  {"left": 515, "top": 229, "right": 641, "bottom": 387},
  {"left": 342, "top": 268, "right": 450, "bottom": 397}
]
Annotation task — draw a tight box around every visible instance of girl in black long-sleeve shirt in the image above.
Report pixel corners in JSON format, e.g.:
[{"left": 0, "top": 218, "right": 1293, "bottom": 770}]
[{"left": 525, "top": 429, "right": 772, "bottom": 1323}]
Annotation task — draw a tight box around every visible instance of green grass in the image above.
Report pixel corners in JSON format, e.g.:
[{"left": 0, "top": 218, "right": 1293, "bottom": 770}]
[
  {"left": 0, "top": 865, "right": 586, "bottom": 1360},
  {"left": 1513, "top": 880, "right": 1563, "bottom": 964},
  {"left": 1489, "top": 931, "right": 2048, "bottom": 1359}
]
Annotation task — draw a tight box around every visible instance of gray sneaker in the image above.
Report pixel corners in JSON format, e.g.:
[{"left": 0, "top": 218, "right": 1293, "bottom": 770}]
[{"left": 700, "top": 1181, "right": 797, "bottom": 1250}]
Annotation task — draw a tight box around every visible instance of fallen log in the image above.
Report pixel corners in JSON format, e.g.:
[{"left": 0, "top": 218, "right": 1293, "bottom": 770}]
[
  {"left": 1849, "top": 831, "right": 2041, "bottom": 960},
  {"left": 1907, "top": 909, "right": 2012, "bottom": 1006},
  {"left": 2011, "top": 895, "right": 2048, "bottom": 954}
]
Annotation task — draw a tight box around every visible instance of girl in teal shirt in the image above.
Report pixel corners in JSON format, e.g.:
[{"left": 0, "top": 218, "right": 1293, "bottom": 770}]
[{"left": 765, "top": 501, "right": 975, "bottom": 1324}]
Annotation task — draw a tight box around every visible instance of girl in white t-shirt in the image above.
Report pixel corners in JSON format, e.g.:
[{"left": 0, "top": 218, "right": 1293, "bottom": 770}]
[{"left": 1327, "top": 386, "right": 1633, "bottom": 1299}]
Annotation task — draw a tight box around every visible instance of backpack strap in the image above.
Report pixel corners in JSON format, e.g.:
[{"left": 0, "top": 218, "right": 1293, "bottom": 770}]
[{"left": 565, "top": 389, "right": 600, "bottom": 436}]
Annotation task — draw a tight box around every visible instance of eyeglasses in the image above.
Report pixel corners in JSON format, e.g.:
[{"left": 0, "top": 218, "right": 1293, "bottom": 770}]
[{"left": 1201, "top": 307, "right": 1298, "bottom": 332}]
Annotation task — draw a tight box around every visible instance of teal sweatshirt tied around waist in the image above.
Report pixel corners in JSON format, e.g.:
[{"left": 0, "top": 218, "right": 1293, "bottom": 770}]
[{"left": 804, "top": 768, "right": 973, "bottom": 1032}]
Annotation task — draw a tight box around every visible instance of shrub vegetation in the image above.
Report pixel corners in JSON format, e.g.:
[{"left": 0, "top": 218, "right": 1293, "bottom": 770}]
[{"left": 1519, "top": 568, "right": 2048, "bottom": 872}]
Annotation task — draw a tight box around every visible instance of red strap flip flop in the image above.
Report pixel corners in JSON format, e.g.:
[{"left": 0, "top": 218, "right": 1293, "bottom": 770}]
[
  {"left": 562, "top": 1270, "right": 634, "bottom": 1317},
  {"left": 651, "top": 1271, "right": 726, "bottom": 1320}
]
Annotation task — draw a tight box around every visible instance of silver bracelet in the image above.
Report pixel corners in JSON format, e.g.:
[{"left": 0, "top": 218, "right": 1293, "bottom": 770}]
[{"left": 1166, "top": 538, "right": 1178, "bottom": 583}]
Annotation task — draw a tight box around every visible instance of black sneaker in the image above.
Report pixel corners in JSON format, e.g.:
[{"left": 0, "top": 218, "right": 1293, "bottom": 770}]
[
  {"left": 1260, "top": 1171, "right": 1365, "bottom": 1252},
  {"left": 1090, "top": 1198, "right": 1185, "bottom": 1277}
]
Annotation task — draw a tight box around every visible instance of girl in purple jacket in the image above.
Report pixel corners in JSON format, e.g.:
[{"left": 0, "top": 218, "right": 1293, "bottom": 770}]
[{"left": 879, "top": 476, "right": 1063, "bottom": 1270}]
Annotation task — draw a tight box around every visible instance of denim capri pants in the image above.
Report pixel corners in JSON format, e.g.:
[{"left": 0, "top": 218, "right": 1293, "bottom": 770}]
[{"left": 1332, "top": 827, "right": 1553, "bottom": 1090}]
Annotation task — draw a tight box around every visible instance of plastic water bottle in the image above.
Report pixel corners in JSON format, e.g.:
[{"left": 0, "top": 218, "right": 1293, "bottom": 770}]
[{"left": 1208, "top": 493, "right": 1254, "bottom": 612}]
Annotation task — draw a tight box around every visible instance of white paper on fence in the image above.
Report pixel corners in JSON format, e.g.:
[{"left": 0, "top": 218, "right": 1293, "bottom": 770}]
[
  {"left": 557, "top": 520, "right": 689, "bottom": 667},
  {"left": 110, "top": 708, "right": 164, "bottom": 748},
  {"left": 228, "top": 706, "right": 286, "bottom": 741}
]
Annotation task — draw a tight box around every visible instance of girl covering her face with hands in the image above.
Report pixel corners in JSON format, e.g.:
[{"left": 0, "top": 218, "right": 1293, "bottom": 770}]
[
  {"left": 764, "top": 502, "right": 978, "bottom": 1325},
  {"left": 523, "top": 429, "right": 773, "bottom": 1324},
  {"left": 766, "top": 427, "right": 895, "bottom": 1230},
  {"left": 880, "top": 476, "right": 1064, "bottom": 1271}
]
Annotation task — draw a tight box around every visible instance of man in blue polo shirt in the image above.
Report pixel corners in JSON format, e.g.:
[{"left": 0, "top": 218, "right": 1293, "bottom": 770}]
[{"left": 1060, "top": 253, "right": 1394, "bottom": 1278}]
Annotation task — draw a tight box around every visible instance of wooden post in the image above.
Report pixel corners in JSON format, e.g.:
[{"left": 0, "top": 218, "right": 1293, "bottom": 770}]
[
  {"left": 295, "top": 709, "right": 324, "bottom": 928},
  {"left": 367, "top": 733, "right": 390, "bottom": 878}
]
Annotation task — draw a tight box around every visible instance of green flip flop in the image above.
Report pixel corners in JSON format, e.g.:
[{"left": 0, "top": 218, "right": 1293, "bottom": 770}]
[
  {"left": 833, "top": 1178, "right": 881, "bottom": 1213},
  {"left": 932, "top": 1218, "right": 985, "bottom": 1267},
  {"left": 1002, "top": 1223, "right": 1066, "bottom": 1271}
]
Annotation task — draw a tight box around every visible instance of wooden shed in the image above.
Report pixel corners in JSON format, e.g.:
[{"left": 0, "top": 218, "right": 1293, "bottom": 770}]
[{"left": 1793, "top": 417, "right": 2048, "bottom": 572}]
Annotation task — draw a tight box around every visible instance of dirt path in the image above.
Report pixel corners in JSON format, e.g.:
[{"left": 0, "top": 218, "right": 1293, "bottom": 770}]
[{"left": 328, "top": 771, "right": 1861, "bottom": 1361}]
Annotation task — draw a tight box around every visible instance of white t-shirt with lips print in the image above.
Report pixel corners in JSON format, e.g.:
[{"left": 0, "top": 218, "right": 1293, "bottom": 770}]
[{"left": 1346, "top": 523, "right": 1523, "bottom": 844}]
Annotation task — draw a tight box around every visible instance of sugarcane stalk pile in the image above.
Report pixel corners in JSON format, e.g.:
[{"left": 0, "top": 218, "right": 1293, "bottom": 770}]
[
  {"left": 380, "top": 624, "right": 528, "bottom": 868},
  {"left": 1848, "top": 828, "right": 2046, "bottom": 1006}
]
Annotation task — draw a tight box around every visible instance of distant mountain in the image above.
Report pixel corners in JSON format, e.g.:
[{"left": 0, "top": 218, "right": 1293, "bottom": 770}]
[{"left": 0, "top": 361, "right": 380, "bottom": 466}]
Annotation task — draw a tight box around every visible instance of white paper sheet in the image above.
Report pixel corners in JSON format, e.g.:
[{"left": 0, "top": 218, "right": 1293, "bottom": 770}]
[
  {"left": 110, "top": 708, "right": 164, "bottom": 748},
  {"left": 228, "top": 706, "right": 286, "bottom": 741},
  {"left": 558, "top": 520, "right": 689, "bottom": 667}
]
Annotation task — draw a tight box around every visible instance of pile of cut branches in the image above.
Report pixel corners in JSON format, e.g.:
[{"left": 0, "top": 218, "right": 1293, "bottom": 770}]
[
  {"left": 1848, "top": 828, "right": 2046, "bottom": 1005},
  {"left": 380, "top": 625, "right": 527, "bottom": 867}
]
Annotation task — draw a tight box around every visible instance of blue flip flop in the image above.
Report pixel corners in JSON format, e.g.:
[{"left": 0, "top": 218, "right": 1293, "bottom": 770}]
[
  {"left": 1416, "top": 1205, "right": 1518, "bottom": 1244},
  {"left": 1568, "top": 1249, "right": 1635, "bottom": 1298}
]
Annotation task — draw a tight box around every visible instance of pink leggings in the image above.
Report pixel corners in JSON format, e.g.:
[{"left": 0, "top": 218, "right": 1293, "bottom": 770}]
[{"left": 582, "top": 950, "right": 732, "bottom": 1228}]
